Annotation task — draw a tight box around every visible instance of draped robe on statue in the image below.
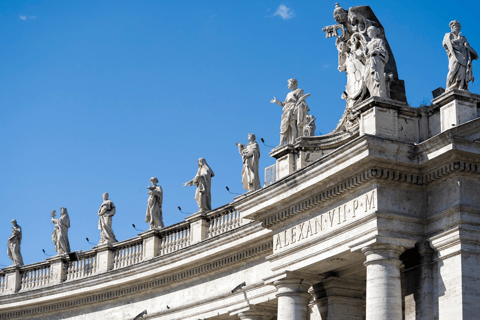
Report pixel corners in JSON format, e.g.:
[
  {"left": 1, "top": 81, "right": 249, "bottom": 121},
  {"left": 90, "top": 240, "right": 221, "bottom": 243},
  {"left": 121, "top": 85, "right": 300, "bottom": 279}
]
[
  {"left": 146, "top": 186, "right": 164, "bottom": 229},
  {"left": 280, "top": 89, "right": 304, "bottom": 145},
  {"left": 240, "top": 141, "right": 261, "bottom": 191},
  {"left": 443, "top": 32, "right": 478, "bottom": 90},
  {"left": 52, "top": 213, "right": 71, "bottom": 254},
  {"left": 364, "top": 37, "right": 389, "bottom": 97},
  {"left": 192, "top": 165, "right": 214, "bottom": 212},
  {"left": 98, "top": 200, "right": 117, "bottom": 244},
  {"left": 7, "top": 225, "right": 23, "bottom": 266}
]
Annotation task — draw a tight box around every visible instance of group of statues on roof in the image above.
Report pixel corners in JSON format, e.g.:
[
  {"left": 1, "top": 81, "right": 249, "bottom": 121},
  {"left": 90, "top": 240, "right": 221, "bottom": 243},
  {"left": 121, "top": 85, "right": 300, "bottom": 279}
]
[
  {"left": 5, "top": 133, "right": 265, "bottom": 267},
  {"left": 6, "top": 4, "right": 478, "bottom": 268}
]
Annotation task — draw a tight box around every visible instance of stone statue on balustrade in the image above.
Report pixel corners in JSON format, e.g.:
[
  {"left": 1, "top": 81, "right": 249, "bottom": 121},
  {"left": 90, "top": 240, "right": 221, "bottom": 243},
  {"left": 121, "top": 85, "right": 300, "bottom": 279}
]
[
  {"left": 183, "top": 158, "right": 214, "bottom": 212},
  {"left": 146, "top": 177, "right": 164, "bottom": 229},
  {"left": 443, "top": 20, "right": 478, "bottom": 91},
  {"left": 51, "top": 208, "right": 71, "bottom": 255},
  {"left": 303, "top": 115, "right": 316, "bottom": 136},
  {"left": 236, "top": 133, "right": 261, "bottom": 191},
  {"left": 323, "top": 3, "right": 406, "bottom": 132},
  {"left": 7, "top": 219, "right": 23, "bottom": 266},
  {"left": 97, "top": 192, "right": 117, "bottom": 245},
  {"left": 270, "top": 78, "right": 310, "bottom": 146}
]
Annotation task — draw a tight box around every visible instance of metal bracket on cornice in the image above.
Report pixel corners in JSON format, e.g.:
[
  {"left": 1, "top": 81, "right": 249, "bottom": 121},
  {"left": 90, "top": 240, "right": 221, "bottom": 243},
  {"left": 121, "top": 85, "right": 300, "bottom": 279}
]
[{"left": 133, "top": 310, "right": 147, "bottom": 320}]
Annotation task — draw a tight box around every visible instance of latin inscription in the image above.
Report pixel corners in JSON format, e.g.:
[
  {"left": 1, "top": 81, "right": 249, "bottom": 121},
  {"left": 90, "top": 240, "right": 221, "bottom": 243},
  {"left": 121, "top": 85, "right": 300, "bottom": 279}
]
[{"left": 274, "top": 190, "right": 377, "bottom": 252}]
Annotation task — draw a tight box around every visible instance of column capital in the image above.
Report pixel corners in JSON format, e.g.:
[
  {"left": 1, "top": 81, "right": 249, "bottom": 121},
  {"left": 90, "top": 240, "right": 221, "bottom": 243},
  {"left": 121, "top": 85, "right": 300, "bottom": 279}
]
[
  {"left": 362, "top": 243, "right": 405, "bottom": 267},
  {"left": 274, "top": 278, "right": 311, "bottom": 298}
]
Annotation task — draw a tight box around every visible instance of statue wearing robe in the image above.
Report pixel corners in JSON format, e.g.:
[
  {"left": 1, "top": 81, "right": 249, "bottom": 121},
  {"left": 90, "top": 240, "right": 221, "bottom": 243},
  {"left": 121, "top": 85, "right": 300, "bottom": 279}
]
[
  {"left": 98, "top": 193, "right": 117, "bottom": 244},
  {"left": 364, "top": 35, "right": 389, "bottom": 98},
  {"left": 184, "top": 158, "right": 215, "bottom": 212},
  {"left": 51, "top": 208, "right": 71, "bottom": 255},
  {"left": 146, "top": 178, "right": 164, "bottom": 229},
  {"left": 7, "top": 220, "right": 23, "bottom": 266},
  {"left": 237, "top": 134, "right": 261, "bottom": 191},
  {"left": 443, "top": 21, "right": 478, "bottom": 91}
]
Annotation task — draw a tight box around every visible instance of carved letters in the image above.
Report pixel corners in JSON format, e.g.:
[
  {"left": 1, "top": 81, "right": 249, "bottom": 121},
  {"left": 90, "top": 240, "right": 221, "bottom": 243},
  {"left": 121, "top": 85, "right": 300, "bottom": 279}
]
[{"left": 274, "top": 190, "right": 376, "bottom": 252}]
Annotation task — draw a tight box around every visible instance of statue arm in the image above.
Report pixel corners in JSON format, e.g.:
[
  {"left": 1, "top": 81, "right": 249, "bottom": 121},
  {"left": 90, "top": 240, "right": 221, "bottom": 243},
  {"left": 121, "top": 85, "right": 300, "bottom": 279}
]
[
  {"left": 270, "top": 97, "right": 284, "bottom": 106},
  {"left": 466, "top": 42, "right": 479, "bottom": 60}
]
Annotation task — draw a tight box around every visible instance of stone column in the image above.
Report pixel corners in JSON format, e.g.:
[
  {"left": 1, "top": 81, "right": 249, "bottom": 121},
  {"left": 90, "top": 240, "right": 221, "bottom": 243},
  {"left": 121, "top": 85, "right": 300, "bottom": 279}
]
[
  {"left": 95, "top": 244, "right": 114, "bottom": 273},
  {"left": 236, "top": 306, "right": 272, "bottom": 320},
  {"left": 2, "top": 266, "right": 21, "bottom": 294},
  {"left": 274, "top": 278, "right": 311, "bottom": 320},
  {"left": 140, "top": 229, "right": 160, "bottom": 260},
  {"left": 309, "top": 277, "right": 365, "bottom": 320},
  {"left": 362, "top": 244, "right": 405, "bottom": 320}
]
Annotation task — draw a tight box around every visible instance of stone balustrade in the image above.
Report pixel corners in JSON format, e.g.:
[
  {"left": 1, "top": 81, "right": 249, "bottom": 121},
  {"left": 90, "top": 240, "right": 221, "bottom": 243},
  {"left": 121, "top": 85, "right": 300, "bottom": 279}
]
[
  {"left": 206, "top": 205, "right": 241, "bottom": 238},
  {"left": 19, "top": 262, "right": 51, "bottom": 291},
  {"left": 0, "top": 204, "right": 244, "bottom": 296},
  {"left": 112, "top": 238, "right": 143, "bottom": 269},
  {"left": 65, "top": 251, "right": 97, "bottom": 281},
  {"left": 0, "top": 273, "right": 5, "bottom": 294}
]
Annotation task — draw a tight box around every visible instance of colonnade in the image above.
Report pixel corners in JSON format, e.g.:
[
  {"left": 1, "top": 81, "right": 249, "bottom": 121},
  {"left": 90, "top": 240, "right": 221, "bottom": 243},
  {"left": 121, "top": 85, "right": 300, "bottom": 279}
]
[{"left": 237, "top": 244, "right": 406, "bottom": 320}]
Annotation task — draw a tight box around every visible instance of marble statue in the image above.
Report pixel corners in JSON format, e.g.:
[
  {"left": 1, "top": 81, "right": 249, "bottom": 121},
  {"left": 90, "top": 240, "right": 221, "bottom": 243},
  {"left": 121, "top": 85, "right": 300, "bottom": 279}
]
[
  {"left": 303, "top": 115, "right": 316, "bottom": 136},
  {"left": 146, "top": 177, "right": 164, "bottom": 229},
  {"left": 51, "top": 208, "right": 71, "bottom": 255},
  {"left": 443, "top": 20, "right": 478, "bottom": 91},
  {"left": 323, "top": 3, "right": 406, "bottom": 132},
  {"left": 270, "top": 78, "right": 310, "bottom": 146},
  {"left": 7, "top": 219, "right": 23, "bottom": 266},
  {"left": 183, "top": 158, "right": 214, "bottom": 212},
  {"left": 364, "top": 26, "right": 389, "bottom": 98},
  {"left": 236, "top": 133, "right": 261, "bottom": 191},
  {"left": 97, "top": 192, "right": 117, "bottom": 244}
]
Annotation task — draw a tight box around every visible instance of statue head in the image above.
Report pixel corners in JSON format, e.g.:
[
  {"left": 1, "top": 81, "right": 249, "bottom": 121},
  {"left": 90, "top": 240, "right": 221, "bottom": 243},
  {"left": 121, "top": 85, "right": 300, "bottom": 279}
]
[
  {"left": 198, "top": 158, "right": 206, "bottom": 167},
  {"left": 11, "top": 219, "right": 17, "bottom": 226},
  {"left": 102, "top": 192, "right": 109, "bottom": 200},
  {"left": 449, "top": 20, "right": 461, "bottom": 32},
  {"left": 61, "top": 207, "right": 67, "bottom": 215},
  {"left": 248, "top": 133, "right": 256, "bottom": 142},
  {"left": 367, "top": 26, "right": 380, "bottom": 39},
  {"left": 333, "top": 3, "right": 348, "bottom": 24},
  {"left": 287, "top": 78, "right": 298, "bottom": 90},
  {"left": 150, "top": 177, "right": 158, "bottom": 185}
]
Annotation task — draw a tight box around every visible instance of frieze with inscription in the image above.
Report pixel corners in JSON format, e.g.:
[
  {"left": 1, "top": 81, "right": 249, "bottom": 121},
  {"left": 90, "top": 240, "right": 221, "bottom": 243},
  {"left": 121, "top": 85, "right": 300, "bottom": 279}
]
[{"left": 274, "top": 190, "right": 377, "bottom": 252}]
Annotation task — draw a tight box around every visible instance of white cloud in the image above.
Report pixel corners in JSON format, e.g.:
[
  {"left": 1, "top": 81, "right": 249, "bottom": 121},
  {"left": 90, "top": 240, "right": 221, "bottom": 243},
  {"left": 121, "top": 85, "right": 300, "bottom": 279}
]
[
  {"left": 19, "top": 15, "right": 36, "bottom": 20},
  {"left": 274, "top": 5, "right": 294, "bottom": 19}
]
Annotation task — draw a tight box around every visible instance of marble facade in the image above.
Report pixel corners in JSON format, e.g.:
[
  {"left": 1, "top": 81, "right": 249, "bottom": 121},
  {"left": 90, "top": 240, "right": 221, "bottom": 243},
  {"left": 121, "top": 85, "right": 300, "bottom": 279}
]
[{"left": 2, "top": 4, "right": 480, "bottom": 320}]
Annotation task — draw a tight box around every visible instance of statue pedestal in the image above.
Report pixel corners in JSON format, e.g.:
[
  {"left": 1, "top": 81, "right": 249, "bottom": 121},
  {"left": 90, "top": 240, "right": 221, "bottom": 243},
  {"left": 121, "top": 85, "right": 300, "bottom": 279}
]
[
  {"left": 2, "top": 266, "right": 21, "bottom": 294},
  {"left": 431, "top": 89, "right": 480, "bottom": 133},
  {"left": 185, "top": 212, "right": 209, "bottom": 244},
  {"left": 139, "top": 229, "right": 161, "bottom": 260},
  {"left": 93, "top": 244, "right": 114, "bottom": 273},
  {"left": 46, "top": 255, "right": 68, "bottom": 284}
]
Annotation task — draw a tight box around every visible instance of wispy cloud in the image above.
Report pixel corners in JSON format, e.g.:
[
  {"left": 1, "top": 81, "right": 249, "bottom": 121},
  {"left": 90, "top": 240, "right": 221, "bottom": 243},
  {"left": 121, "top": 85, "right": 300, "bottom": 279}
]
[
  {"left": 274, "top": 5, "right": 294, "bottom": 19},
  {"left": 20, "top": 15, "right": 36, "bottom": 20}
]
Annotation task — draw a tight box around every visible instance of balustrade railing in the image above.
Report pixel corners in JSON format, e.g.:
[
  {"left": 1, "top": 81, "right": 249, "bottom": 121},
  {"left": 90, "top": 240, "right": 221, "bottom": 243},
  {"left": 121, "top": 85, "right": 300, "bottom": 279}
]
[
  {"left": 159, "top": 225, "right": 191, "bottom": 255},
  {"left": 20, "top": 263, "right": 51, "bottom": 291},
  {"left": 112, "top": 239, "right": 143, "bottom": 269},
  {"left": 0, "top": 202, "right": 246, "bottom": 296},
  {"left": 66, "top": 253, "right": 97, "bottom": 281},
  {"left": 207, "top": 208, "right": 241, "bottom": 238},
  {"left": 0, "top": 273, "right": 5, "bottom": 294}
]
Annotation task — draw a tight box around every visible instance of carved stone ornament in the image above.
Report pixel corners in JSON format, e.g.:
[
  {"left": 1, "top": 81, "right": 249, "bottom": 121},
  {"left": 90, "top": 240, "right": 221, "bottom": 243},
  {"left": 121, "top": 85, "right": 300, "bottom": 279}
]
[
  {"left": 443, "top": 20, "right": 478, "bottom": 91},
  {"left": 323, "top": 3, "right": 406, "bottom": 132},
  {"left": 146, "top": 177, "right": 164, "bottom": 229},
  {"left": 7, "top": 219, "right": 24, "bottom": 266},
  {"left": 270, "top": 78, "right": 312, "bottom": 146},
  {"left": 236, "top": 133, "right": 261, "bottom": 191}
]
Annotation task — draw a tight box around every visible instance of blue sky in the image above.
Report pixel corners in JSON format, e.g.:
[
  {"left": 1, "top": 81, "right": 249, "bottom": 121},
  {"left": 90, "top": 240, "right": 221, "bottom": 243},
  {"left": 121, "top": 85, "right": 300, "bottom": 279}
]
[{"left": 1, "top": 0, "right": 479, "bottom": 265}]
